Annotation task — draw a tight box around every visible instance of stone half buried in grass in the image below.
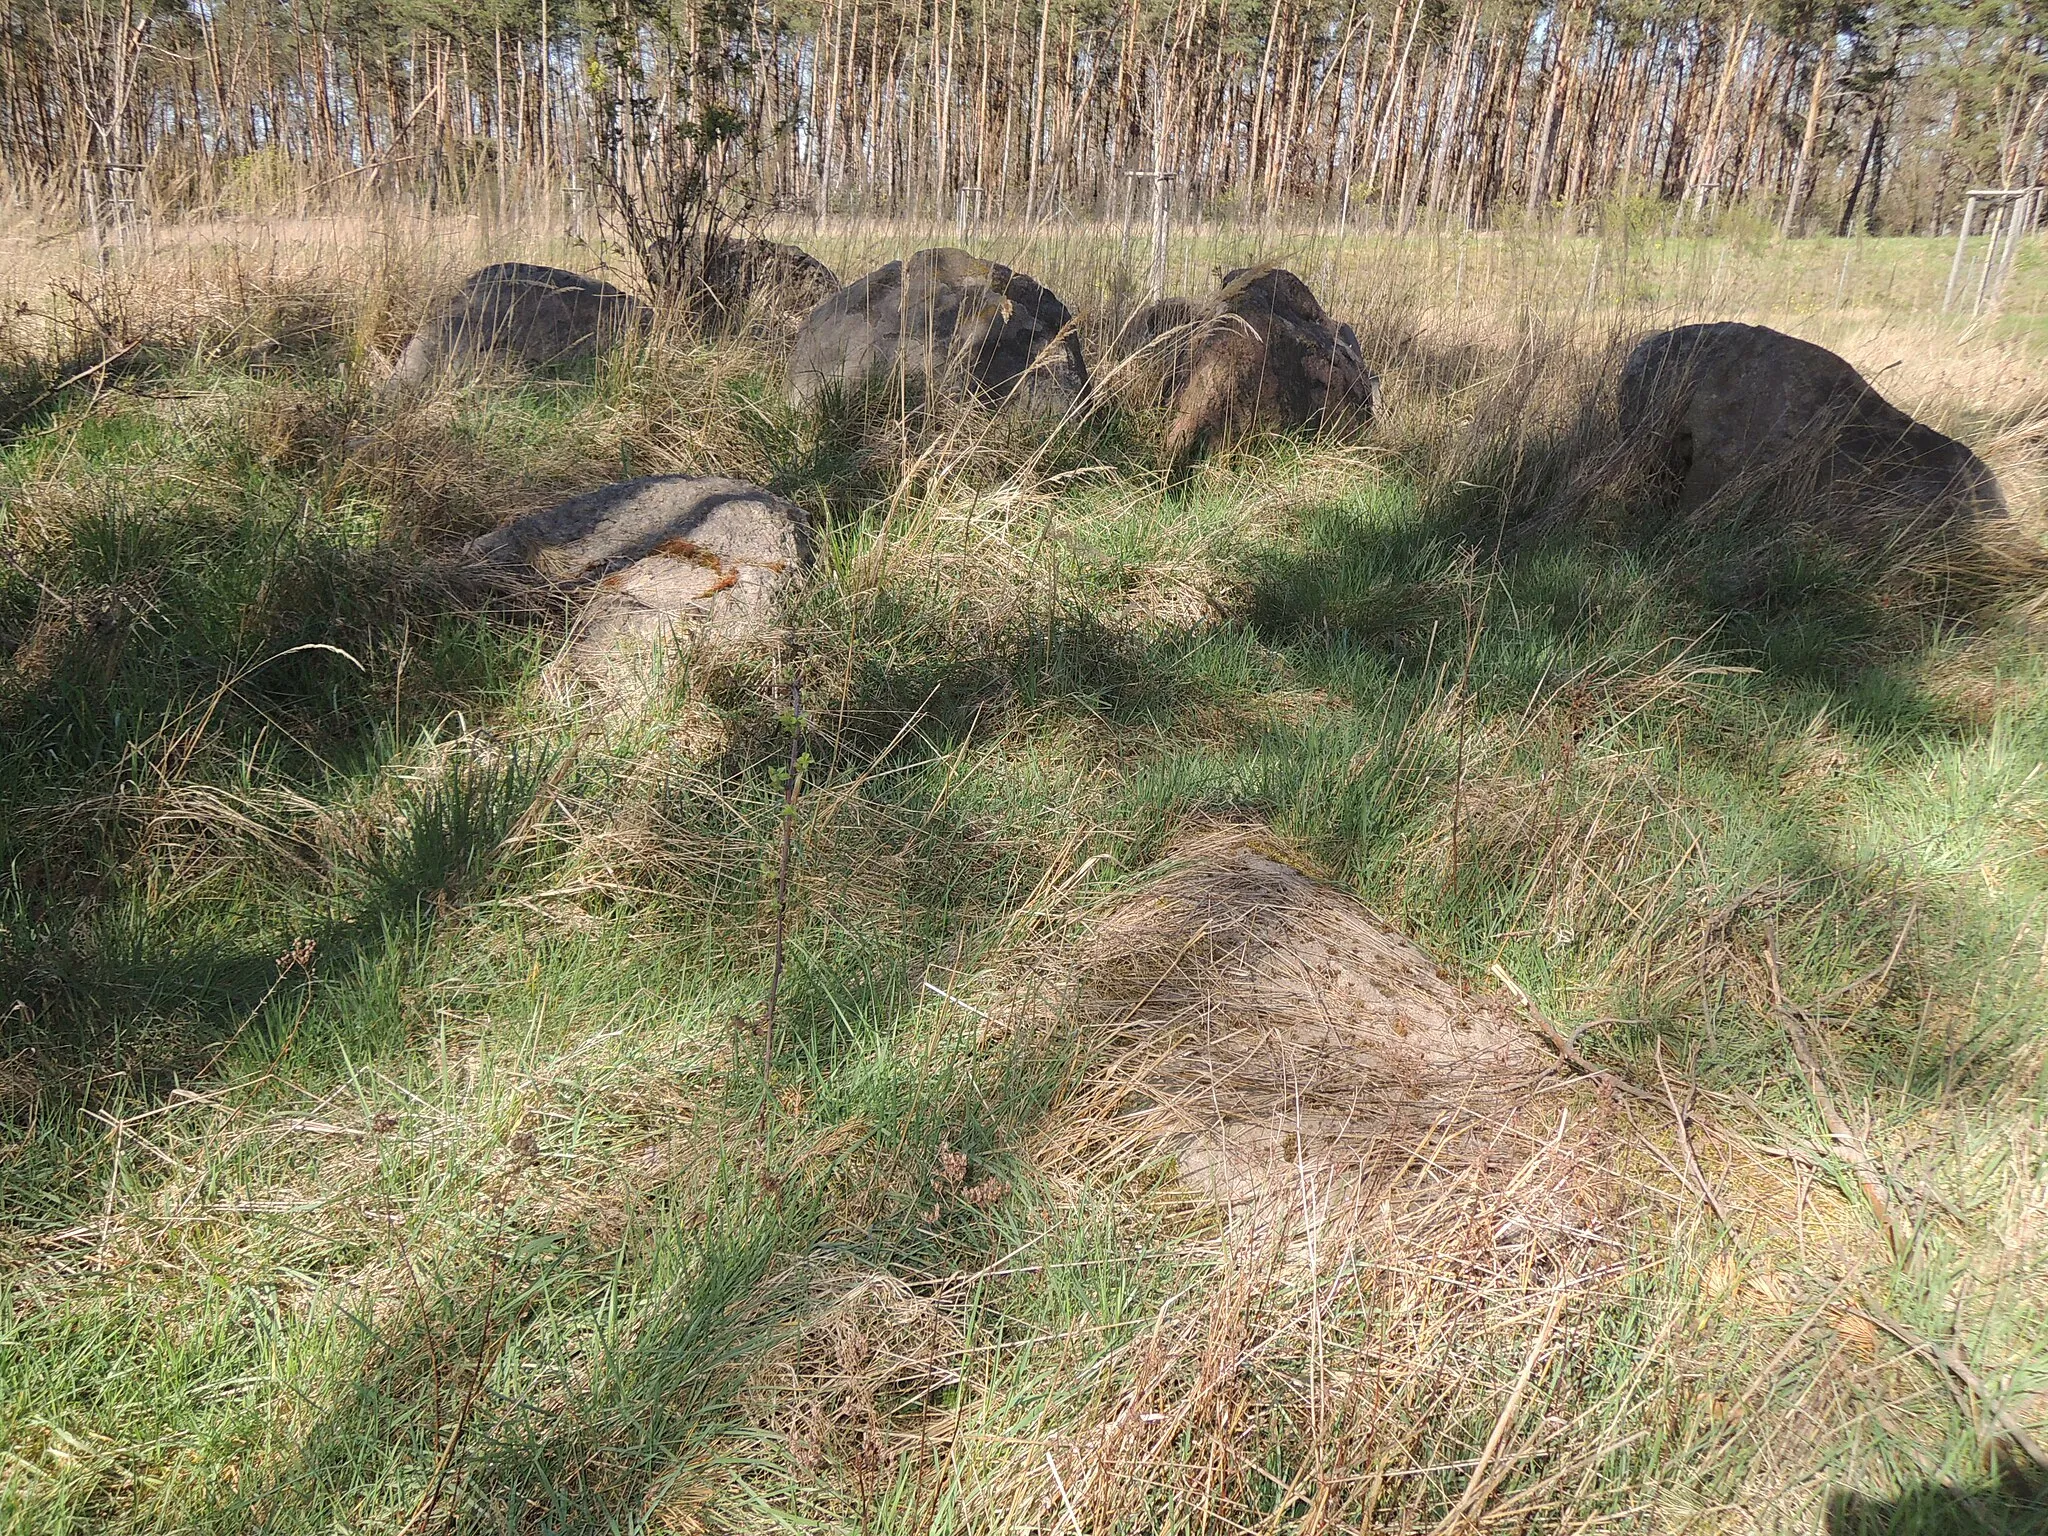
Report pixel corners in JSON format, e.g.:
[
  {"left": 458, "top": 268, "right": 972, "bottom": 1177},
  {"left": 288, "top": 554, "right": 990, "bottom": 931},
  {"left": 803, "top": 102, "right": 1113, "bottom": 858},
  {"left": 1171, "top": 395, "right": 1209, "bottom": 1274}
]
[
  {"left": 1049, "top": 828, "right": 1617, "bottom": 1251},
  {"left": 788, "top": 246, "right": 1089, "bottom": 414},
  {"left": 1616, "top": 321, "right": 2010, "bottom": 547},
  {"left": 383, "top": 262, "right": 652, "bottom": 394},
  {"left": 692, "top": 236, "right": 840, "bottom": 337},
  {"left": 463, "top": 475, "right": 813, "bottom": 690},
  {"left": 1120, "top": 267, "right": 1379, "bottom": 470},
  {"left": 1105, "top": 296, "right": 1202, "bottom": 408}
]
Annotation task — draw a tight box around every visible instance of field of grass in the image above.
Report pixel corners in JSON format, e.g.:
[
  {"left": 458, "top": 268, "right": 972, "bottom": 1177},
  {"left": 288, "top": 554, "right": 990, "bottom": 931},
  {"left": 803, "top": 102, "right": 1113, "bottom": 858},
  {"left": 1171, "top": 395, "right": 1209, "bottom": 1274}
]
[{"left": 2, "top": 208, "right": 2047, "bottom": 1533}]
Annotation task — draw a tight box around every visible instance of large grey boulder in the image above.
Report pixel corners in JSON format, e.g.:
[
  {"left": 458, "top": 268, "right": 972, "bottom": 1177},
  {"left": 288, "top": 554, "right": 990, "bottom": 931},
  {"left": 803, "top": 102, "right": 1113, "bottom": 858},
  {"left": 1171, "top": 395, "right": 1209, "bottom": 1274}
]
[
  {"left": 466, "top": 476, "right": 812, "bottom": 685},
  {"left": 789, "top": 247, "right": 1088, "bottom": 412},
  {"left": 1617, "top": 322, "right": 2005, "bottom": 538},
  {"left": 1153, "top": 267, "right": 1379, "bottom": 468},
  {"left": 386, "top": 263, "right": 650, "bottom": 392}
]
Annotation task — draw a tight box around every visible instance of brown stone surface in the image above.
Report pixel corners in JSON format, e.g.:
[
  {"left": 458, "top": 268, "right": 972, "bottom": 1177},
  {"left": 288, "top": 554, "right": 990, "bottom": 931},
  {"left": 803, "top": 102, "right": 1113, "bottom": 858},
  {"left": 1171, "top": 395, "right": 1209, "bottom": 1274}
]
[
  {"left": 1157, "top": 266, "right": 1379, "bottom": 467},
  {"left": 698, "top": 238, "right": 839, "bottom": 334},
  {"left": 1107, "top": 296, "right": 1202, "bottom": 406},
  {"left": 1617, "top": 321, "right": 2006, "bottom": 536}
]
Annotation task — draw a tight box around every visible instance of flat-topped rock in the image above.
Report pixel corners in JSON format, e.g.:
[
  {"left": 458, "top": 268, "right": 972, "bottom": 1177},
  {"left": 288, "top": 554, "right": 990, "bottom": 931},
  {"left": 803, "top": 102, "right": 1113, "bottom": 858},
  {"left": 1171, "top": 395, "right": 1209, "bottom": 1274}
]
[
  {"left": 1617, "top": 322, "right": 2006, "bottom": 538},
  {"left": 386, "top": 263, "right": 650, "bottom": 391},
  {"left": 466, "top": 475, "right": 812, "bottom": 684},
  {"left": 789, "top": 247, "right": 1088, "bottom": 412}
]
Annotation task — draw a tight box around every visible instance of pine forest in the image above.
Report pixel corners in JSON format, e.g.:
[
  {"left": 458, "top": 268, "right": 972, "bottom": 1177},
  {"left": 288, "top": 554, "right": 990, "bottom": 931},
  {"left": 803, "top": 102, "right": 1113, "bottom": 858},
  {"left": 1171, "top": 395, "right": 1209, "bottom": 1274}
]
[{"left": 6, "top": 0, "right": 2048, "bottom": 236}]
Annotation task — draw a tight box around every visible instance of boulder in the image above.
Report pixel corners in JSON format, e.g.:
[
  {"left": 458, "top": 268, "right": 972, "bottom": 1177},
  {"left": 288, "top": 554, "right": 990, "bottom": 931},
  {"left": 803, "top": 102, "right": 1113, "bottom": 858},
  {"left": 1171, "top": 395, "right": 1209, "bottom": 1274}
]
[
  {"left": 1617, "top": 322, "right": 2005, "bottom": 536},
  {"left": 1108, "top": 297, "right": 1203, "bottom": 406},
  {"left": 789, "top": 247, "right": 1088, "bottom": 412},
  {"left": 1159, "top": 266, "right": 1379, "bottom": 468},
  {"left": 386, "top": 263, "right": 650, "bottom": 392},
  {"left": 465, "top": 475, "right": 812, "bottom": 684},
  {"left": 696, "top": 237, "right": 839, "bottom": 334}
]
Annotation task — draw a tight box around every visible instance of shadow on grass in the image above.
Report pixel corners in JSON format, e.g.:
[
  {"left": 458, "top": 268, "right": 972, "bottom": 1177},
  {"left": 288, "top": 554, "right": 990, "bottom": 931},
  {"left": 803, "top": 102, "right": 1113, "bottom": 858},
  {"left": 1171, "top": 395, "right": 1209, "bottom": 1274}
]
[
  {"left": 0, "top": 736, "right": 562, "bottom": 1247},
  {"left": 216, "top": 1198, "right": 793, "bottom": 1533},
  {"left": 0, "top": 484, "right": 550, "bottom": 1111},
  {"left": 1223, "top": 472, "right": 2045, "bottom": 1096},
  {"left": 0, "top": 343, "right": 168, "bottom": 449},
  {"left": 215, "top": 977, "right": 1065, "bottom": 1532},
  {"left": 1247, "top": 478, "right": 2011, "bottom": 721},
  {"left": 1829, "top": 1450, "right": 2048, "bottom": 1534}
]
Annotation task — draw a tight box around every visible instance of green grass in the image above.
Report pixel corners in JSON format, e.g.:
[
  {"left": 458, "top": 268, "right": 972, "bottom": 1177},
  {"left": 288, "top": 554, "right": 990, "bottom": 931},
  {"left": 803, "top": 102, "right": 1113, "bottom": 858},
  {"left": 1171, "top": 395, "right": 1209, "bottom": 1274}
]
[{"left": 2, "top": 281, "right": 2047, "bottom": 1534}]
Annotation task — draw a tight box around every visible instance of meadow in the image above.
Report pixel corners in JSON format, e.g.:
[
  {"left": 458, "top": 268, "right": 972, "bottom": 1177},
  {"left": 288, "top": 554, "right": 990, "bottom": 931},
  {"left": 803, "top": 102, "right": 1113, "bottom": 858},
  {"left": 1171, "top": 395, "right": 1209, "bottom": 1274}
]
[{"left": 2, "top": 205, "right": 2047, "bottom": 1533}]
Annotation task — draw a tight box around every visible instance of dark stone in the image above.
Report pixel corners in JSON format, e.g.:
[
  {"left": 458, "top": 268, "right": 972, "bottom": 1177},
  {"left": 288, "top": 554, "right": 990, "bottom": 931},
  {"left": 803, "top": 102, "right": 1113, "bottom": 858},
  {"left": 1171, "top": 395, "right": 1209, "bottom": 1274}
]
[
  {"left": 697, "top": 238, "right": 839, "bottom": 334},
  {"left": 386, "top": 263, "right": 650, "bottom": 391},
  {"left": 1159, "top": 266, "right": 1379, "bottom": 467},
  {"left": 789, "top": 246, "right": 1088, "bottom": 412},
  {"left": 1109, "top": 297, "right": 1203, "bottom": 406},
  {"left": 1617, "top": 321, "right": 2006, "bottom": 537}
]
